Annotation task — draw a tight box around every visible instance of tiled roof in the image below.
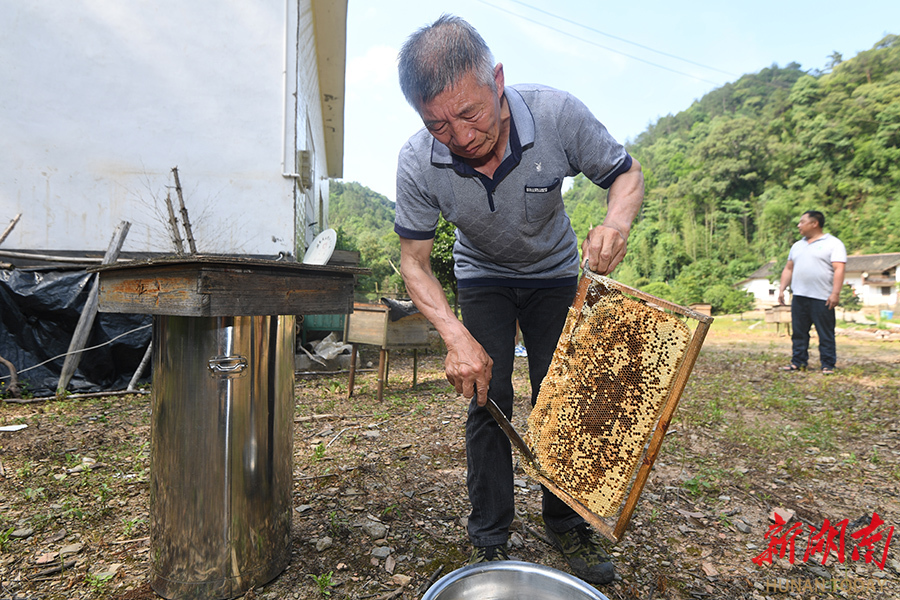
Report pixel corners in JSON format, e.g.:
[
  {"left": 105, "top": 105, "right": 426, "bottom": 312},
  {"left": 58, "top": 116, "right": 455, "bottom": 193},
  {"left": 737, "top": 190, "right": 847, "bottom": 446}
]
[{"left": 844, "top": 253, "right": 900, "bottom": 273}]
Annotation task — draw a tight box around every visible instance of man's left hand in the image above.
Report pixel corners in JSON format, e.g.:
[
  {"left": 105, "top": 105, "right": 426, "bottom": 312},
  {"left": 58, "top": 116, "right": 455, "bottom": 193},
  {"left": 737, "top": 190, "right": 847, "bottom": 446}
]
[
  {"left": 581, "top": 225, "right": 627, "bottom": 275},
  {"left": 826, "top": 292, "right": 840, "bottom": 310}
]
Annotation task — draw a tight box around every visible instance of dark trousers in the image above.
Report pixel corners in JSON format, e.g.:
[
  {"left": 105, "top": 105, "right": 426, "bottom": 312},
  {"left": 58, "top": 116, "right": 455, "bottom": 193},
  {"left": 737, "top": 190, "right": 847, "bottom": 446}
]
[
  {"left": 791, "top": 295, "right": 837, "bottom": 370},
  {"left": 459, "top": 284, "right": 584, "bottom": 547}
]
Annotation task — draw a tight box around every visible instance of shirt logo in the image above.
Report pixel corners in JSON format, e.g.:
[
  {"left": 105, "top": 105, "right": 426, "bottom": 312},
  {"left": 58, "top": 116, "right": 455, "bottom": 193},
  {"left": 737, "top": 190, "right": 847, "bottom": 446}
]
[{"left": 535, "top": 162, "right": 542, "bottom": 172}]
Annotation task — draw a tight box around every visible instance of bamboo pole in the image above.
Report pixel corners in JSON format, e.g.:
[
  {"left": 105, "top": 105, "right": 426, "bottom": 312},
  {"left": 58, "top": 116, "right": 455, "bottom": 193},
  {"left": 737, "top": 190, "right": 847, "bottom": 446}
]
[
  {"left": 163, "top": 191, "right": 184, "bottom": 255},
  {"left": 0, "top": 213, "right": 22, "bottom": 246},
  {"left": 56, "top": 221, "right": 131, "bottom": 397},
  {"left": 0, "top": 354, "right": 19, "bottom": 397},
  {"left": 0, "top": 250, "right": 122, "bottom": 264},
  {"left": 127, "top": 342, "right": 152, "bottom": 392},
  {"left": 171, "top": 167, "right": 197, "bottom": 254}
]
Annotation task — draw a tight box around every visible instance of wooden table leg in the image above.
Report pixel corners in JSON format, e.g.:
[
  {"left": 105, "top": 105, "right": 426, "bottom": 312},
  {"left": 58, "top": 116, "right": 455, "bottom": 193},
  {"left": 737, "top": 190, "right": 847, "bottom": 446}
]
[
  {"left": 377, "top": 348, "right": 387, "bottom": 402},
  {"left": 348, "top": 343, "right": 359, "bottom": 398},
  {"left": 412, "top": 348, "right": 418, "bottom": 388}
]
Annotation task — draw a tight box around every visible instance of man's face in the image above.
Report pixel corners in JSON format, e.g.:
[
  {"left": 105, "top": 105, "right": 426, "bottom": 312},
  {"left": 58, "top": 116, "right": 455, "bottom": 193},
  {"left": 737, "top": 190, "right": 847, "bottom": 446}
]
[
  {"left": 797, "top": 214, "right": 819, "bottom": 238},
  {"left": 418, "top": 65, "right": 504, "bottom": 162}
]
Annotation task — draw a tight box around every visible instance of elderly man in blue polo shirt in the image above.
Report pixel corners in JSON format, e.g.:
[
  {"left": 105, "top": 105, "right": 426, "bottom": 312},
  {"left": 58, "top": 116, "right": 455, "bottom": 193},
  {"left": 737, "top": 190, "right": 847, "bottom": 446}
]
[{"left": 393, "top": 15, "right": 643, "bottom": 583}]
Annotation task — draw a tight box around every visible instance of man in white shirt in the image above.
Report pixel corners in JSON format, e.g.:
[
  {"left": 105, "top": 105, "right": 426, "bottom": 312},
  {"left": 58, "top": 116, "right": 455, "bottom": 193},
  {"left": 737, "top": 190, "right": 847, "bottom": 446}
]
[{"left": 777, "top": 211, "right": 847, "bottom": 374}]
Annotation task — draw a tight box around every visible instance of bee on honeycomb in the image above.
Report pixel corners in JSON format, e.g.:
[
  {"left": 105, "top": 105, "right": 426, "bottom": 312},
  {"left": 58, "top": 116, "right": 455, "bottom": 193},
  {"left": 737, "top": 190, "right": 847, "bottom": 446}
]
[{"left": 524, "top": 277, "right": 691, "bottom": 517}]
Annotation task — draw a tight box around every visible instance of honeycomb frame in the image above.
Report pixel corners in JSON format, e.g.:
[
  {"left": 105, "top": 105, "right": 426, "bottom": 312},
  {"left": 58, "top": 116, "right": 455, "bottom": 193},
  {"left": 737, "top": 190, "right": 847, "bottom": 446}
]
[{"left": 508, "top": 272, "right": 713, "bottom": 543}]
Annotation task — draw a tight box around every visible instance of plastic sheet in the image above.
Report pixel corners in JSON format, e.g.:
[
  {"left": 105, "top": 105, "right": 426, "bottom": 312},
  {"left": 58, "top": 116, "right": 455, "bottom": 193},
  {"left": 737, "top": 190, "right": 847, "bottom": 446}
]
[
  {"left": 380, "top": 297, "right": 419, "bottom": 321},
  {"left": 0, "top": 268, "right": 152, "bottom": 396}
]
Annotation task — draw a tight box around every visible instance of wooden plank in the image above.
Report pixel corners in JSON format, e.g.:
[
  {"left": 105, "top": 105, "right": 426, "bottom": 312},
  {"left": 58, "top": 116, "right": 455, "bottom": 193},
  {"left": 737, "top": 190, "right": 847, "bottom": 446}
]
[
  {"left": 57, "top": 221, "right": 131, "bottom": 395},
  {"left": 98, "top": 270, "right": 207, "bottom": 316},
  {"left": 201, "top": 269, "right": 354, "bottom": 315},
  {"left": 384, "top": 313, "right": 432, "bottom": 347},
  {"left": 329, "top": 249, "right": 360, "bottom": 266},
  {"left": 345, "top": 304, "right": 388, "bottom": 346},
  {"left": 95, "top": 259, "right": 362, "bottom": 317}
]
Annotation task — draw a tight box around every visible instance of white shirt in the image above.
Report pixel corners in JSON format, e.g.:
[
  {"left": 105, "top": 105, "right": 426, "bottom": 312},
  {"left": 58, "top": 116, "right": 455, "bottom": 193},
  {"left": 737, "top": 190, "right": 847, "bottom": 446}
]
[{"left": 788, "top": 233, "right": 847, "bottom": 300}]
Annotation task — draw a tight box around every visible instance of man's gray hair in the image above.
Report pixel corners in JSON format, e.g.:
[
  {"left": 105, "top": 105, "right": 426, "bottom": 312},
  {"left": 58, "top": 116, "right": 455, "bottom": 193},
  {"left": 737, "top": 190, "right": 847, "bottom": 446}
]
[{"left": 398, "top": 14, "right": 496, "bottom": 110}]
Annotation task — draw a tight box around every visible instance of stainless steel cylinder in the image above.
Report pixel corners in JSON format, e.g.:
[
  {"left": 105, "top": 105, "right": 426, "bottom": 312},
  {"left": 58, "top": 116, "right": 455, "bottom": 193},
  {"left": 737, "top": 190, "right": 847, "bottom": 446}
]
[{"left": 149, "top": 315, "right": 295, "bottom": 600}]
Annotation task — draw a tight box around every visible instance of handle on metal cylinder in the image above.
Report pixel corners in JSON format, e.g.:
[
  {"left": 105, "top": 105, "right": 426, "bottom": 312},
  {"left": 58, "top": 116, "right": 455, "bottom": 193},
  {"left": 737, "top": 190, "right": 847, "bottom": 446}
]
[{"left": 207, "top": 355, "right": 248, "bottom": 377}]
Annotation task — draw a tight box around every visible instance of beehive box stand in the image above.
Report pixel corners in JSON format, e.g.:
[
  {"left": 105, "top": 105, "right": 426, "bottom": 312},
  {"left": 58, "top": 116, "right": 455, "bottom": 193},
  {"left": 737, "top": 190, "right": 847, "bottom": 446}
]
[{"left": 344, "top": 302, "right": 432, "bottom": 402}]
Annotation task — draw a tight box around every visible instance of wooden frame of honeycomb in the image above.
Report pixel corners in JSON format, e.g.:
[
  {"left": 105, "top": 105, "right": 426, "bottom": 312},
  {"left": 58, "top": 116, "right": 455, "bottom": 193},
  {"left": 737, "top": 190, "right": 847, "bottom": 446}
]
[{"left": 513, "top": 272, "right": 713, "bottom": 543}]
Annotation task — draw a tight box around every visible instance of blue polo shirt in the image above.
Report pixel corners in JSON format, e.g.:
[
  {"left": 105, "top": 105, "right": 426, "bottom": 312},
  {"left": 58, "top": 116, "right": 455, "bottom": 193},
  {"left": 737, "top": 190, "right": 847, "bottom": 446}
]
[{"left": 394, "top": 84, "right": 632, "bottom": 288}]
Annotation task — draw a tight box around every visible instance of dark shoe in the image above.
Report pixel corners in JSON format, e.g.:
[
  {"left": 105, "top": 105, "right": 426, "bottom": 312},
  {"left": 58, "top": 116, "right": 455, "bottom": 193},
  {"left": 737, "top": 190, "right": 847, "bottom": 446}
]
[
  {"left": 821, "top": 367, "right": 834, "bottom": 375},
  {"left": 545, "top": 524, "right": 615, "bottom": 584},
  {"left": 468, "top": 544, "right": 509, "bottom": 564},
  {"left": 781, "top": 364, "right": 806, "bottom": 372}
]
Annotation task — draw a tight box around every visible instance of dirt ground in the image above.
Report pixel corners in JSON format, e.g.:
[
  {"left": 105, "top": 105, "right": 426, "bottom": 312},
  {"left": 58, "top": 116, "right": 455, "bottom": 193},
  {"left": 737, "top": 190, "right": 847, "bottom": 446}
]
[{"left": 1, "top": 316, "right": 898, "bottom": 600}]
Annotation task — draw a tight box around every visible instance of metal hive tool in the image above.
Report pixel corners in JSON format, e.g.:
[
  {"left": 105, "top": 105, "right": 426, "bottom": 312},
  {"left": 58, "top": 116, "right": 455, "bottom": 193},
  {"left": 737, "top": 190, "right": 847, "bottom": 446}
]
[{"left": 490, "top": 270, "right": 713, "bottom": 543}]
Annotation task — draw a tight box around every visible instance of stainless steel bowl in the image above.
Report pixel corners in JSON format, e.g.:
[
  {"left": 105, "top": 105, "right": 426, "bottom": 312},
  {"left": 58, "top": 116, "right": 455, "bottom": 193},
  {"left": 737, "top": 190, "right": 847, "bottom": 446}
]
[{"left": 421, "top": 561, "right": 610, "bottom": 600}]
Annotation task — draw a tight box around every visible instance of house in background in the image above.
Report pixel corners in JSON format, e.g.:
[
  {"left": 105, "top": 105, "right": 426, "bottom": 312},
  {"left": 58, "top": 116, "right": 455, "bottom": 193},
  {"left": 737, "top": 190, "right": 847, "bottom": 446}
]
[
  {"left": 739, "top": 253, "right": 900, "bottom": 309},
  {"left": 738, "top": 261, "right": 783, "bottom": 308},
  {"left": 844, "top": 253, "right": 900, "bottom": 308},
  {"left": 1, "top": 1, "right": 346, "bottom": 262}
]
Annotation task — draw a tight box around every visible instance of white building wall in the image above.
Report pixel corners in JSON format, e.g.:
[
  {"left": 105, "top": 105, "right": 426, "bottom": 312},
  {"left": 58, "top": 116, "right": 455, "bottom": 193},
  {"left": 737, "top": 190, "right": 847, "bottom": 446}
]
[
  {"left": 1, "top": 1, "right": 327, "bottom": 259},
  {"left": 741, "top": 279, "right": 781, "bottom": 308},
  {"left": 845, "top": 274, "right": 899, "bottom": 308}
]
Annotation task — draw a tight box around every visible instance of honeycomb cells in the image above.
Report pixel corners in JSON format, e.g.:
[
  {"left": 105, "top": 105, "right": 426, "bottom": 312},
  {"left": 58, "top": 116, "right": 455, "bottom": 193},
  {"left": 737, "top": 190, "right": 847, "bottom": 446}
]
[{"left": 525, "top": 278, "right": 691, "bottom": 517}]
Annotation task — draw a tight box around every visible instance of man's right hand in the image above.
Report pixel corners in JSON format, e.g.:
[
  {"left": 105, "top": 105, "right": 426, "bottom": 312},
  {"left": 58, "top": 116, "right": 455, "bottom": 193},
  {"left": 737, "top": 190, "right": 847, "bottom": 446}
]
[
  {"left": 444, "top": 332, "right": 493, "bottom": 406},
  {"left": 398, "top": 236, "right": 494, "bottom": 406}
]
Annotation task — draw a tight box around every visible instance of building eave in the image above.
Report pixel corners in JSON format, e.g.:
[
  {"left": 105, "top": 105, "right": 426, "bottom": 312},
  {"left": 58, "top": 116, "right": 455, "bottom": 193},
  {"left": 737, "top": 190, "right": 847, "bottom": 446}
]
[{"left": 312, "top": 0, "right": 347, "bottom": 179}]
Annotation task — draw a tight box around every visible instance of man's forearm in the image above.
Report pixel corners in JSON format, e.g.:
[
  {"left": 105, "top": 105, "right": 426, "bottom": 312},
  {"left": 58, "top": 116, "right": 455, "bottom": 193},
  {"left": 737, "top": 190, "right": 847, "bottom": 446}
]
[
  {"left": 602, "top": 159, "right": 644, "bottom": 238},
  {"left": 779, "top": 268, "right": 792, "bottom": 294},
  {"left": 400, "top": 257, "right": 467, "bottom": 346},
  {"left": 829, "top": 262, "right": 846, "bottom": 300}
]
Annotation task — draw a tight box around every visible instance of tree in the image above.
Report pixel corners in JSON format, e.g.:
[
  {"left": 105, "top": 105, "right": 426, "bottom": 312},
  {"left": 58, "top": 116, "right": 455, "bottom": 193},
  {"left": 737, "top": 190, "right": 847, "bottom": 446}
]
[
  {"left": 827, "top": 51, "right": 843, "bottom": 71},
  {"left": 839, "top": 284, "right": 861, "bottom": 311},
  {"left": 430, "top": 215, "right": 458, "bottom": 313}
]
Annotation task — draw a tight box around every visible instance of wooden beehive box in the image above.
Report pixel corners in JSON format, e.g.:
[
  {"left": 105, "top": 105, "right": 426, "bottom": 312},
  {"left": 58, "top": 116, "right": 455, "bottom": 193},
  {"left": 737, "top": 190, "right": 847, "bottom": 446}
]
[
  {"left": 765, "top": 305, "right": 792, "bottom": 323},
  {"left": 93, "top": 256, "right": 367, "bottom": 317},
  {"left": 689, "top": 303, "right": 712, "bottom": 317},
  {"left": 344, "top": 303, "right": 431, "bottom": 349}
]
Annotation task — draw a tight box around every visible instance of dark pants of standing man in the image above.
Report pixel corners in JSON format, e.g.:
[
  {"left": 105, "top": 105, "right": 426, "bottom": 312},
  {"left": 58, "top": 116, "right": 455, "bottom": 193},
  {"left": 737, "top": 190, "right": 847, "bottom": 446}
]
[
  {"left": 459, "top": 284, "right": 584, "bottom": 548},
  {"left": 790, "top": 295, "right": 837, "bottom": 370}
]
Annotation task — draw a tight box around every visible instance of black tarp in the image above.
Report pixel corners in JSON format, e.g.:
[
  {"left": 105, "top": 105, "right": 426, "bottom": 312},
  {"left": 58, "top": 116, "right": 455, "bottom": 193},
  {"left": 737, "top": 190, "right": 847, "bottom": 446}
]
[
  {"left": 380, "top": 297, "right": 420, "bottom": 321},
  {"left": 0, "top": 268, "right": 152, "bottom": 397}
]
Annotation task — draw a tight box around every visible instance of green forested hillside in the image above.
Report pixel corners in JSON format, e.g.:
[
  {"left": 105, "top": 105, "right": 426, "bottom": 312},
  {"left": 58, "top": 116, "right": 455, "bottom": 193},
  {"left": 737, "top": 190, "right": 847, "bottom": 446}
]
[
  {"left": 567, "top": 34, "right": 900, "bottom": 311},
  {"left": 329, "top": 181, "right": 403, "bottom": 297},
  {"left": 333, "top": 35, "right": 900, "bottom": 311}
]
